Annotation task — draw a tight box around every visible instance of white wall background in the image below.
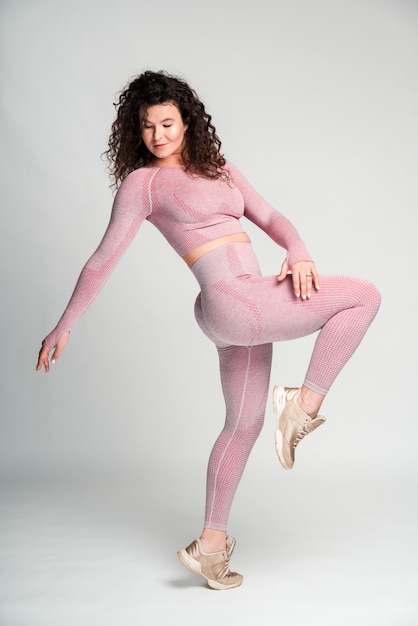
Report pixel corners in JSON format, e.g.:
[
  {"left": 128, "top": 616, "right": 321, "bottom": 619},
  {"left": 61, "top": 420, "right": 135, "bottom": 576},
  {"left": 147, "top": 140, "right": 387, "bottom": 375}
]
[
  {"left": 1, "top": 2, "right": 418, "bottom": 624},
  {"left": 0, "top": 0, "right": 416, "bottom": 482}
]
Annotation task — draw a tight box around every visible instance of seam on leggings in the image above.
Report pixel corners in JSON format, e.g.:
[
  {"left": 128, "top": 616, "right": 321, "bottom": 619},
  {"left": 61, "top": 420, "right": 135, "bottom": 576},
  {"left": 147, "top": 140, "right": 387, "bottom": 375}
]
[{"left": 206, "top": 345, "right": 253, "bottom": 526}]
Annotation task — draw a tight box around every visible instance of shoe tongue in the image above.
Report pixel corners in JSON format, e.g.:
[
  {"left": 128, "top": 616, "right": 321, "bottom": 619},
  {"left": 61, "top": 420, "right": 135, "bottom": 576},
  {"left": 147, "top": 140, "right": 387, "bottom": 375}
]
[
  {"left": 310, "top": 415, "right": 326, "bottom": 430},
  {"left": 226, "top": 536, "right": 236, "bottom": 554}
]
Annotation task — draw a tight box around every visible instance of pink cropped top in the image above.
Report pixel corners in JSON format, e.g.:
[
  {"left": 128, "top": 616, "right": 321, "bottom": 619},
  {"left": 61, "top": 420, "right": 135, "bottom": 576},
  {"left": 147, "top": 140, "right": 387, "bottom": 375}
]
[{"left": 43, "top": 161, "right": 312, "bottom": 348}]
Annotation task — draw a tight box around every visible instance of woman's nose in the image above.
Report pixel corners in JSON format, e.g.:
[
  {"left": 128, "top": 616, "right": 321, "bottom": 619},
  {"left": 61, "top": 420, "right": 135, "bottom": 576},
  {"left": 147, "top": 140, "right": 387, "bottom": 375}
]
[{"left": 153, "top": 126, "right": 163, "bottom": 140}]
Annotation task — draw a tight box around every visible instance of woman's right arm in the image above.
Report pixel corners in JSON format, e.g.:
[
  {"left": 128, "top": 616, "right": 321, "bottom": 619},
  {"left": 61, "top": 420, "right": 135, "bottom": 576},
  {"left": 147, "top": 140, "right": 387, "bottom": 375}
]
[{"left": 36, "top": 169, "right": 153, "bottom": 372}]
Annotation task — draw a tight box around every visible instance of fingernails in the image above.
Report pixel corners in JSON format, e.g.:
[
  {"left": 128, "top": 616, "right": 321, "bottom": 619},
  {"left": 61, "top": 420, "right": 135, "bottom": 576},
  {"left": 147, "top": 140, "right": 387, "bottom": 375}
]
[{"left": 51, "top": 359, "right": 56, "bottom": 364}]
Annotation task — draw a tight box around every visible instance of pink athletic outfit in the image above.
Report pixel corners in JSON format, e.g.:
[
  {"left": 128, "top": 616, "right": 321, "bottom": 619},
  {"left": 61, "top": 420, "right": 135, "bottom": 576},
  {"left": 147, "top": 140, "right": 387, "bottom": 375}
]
[{"left": 44, "top": 161, "right": 380, "bottom": 531}]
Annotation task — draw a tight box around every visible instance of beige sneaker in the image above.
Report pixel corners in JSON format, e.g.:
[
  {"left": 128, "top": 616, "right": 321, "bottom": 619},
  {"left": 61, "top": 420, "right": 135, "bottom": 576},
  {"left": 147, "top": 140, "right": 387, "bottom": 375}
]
[
  {"left": 273, "top": 386, "right": 326, "bottom": 470},
  {"left": 177, "top": 536, "right": 243, "bottom": 590}
]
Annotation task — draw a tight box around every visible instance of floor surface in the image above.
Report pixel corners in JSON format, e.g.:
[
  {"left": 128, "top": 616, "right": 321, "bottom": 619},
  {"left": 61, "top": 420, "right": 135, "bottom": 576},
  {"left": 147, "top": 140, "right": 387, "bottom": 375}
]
[{"left": 1, "top": 465, "right": 417, "bottom": 626}]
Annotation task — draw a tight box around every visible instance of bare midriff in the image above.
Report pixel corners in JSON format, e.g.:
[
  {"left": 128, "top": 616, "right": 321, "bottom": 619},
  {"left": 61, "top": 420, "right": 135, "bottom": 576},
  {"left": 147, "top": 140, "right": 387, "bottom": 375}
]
[{"left": 182, "top": 232, "right": 251, "bottom": 268}]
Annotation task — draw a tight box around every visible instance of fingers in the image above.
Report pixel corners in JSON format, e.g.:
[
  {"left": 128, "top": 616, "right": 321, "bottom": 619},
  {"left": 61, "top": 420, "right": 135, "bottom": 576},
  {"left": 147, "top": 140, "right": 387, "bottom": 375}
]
[
  {"left": 35, "top": 332, "right": 70, "bottom": 373},
  {"left": 277, "top": 259, "right": 289, "bottom": 282},
  {"left": 313, "top": 270, "right": 320, "bottom": 292},
  {"left": 293, "top": 273, "right": 307, "bottom": 300},
  {"left": 36, "top": 342, "right": 51, "bottom": 373},
  {"left": 290, "top": 262, "right": 320, "bottom": 300},
  {"left": 292, "top": 271, "right": 308, "bottom": 300},
  {"left": 51, "top": 346, "right": 62, "bottom": 364}
]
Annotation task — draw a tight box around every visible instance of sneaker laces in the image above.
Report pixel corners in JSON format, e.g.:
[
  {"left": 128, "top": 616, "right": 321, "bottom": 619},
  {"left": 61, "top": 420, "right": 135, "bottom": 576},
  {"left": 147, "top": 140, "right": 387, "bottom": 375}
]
[
  {"left": 215, "top": 553, "right": 236, "bottom": 580},
  {"left": 294, "top": 420, "right": 313, "bottom": 448}
]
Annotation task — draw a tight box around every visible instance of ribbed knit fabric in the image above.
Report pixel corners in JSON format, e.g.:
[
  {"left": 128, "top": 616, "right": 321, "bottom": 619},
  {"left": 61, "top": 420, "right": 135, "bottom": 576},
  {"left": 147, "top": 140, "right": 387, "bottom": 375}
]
[
  {"left": 44, "top": 162, "right": 312, "bottom": 349},
  {"left": 204, "top": 343, "right": 272, "bottom": 530},
  {"left": 41, "top": 161, "right": 381, "bottom": 532},
  {"left": 193, "top": 244, "right": 380, "bottom": 529},
  {"left": 192, "top": 244, "right": 381, "bottom": 392}
]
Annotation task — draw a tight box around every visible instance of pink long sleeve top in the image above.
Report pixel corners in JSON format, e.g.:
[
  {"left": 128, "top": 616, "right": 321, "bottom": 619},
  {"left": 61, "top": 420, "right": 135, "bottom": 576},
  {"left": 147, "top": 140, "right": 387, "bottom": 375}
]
[{"left": 44, "top": 161, "right": 312, "bottom": 348}]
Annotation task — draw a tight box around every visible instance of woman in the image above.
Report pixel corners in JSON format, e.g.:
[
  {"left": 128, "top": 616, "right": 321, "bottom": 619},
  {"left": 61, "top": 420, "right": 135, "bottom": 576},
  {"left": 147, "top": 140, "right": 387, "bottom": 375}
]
[{"left": 36, "top": 70, "right": 381, "bottom": 590}]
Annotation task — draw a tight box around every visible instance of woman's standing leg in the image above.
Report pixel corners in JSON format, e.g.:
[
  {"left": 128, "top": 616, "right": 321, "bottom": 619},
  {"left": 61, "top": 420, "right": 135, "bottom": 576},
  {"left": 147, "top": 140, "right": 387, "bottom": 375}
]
[
  {"left": 200, "top": 342, "right": 272, "bottom": 550},
  {"left": 177, "top": 341, "right": 272, "bottom": 589}
]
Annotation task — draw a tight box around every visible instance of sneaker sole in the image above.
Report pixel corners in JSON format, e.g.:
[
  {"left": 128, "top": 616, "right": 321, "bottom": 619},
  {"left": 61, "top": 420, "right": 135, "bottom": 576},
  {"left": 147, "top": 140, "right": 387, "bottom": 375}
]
[
  {"left": 177, "top": 549, "right": 242, "bottom": 590},
  {"left": 272, "top": 385, "right": 292, "bottom": 470}
]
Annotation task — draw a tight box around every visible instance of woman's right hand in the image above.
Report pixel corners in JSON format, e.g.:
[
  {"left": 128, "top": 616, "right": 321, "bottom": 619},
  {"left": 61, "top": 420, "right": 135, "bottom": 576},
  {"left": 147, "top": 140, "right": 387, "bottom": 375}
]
[{"left": 36, "top": 331, "right": 70, "bottom": 373}]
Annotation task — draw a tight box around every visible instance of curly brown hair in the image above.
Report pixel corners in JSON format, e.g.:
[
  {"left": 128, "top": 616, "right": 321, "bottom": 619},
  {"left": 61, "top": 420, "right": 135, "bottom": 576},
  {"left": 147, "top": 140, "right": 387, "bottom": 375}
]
[{"left": 104, "top": 70, "right": 227, "bottom": 188}]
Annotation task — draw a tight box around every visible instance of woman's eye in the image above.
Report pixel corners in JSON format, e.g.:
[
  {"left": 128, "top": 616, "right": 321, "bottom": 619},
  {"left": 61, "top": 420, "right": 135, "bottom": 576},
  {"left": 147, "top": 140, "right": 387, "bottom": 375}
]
[{"left": 163, "top": 124, "right": 172, "bottom": 128}]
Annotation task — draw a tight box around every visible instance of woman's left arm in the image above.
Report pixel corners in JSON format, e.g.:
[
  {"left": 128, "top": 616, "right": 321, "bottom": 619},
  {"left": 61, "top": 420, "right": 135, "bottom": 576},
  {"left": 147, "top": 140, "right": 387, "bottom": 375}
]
[{"left": 227, "top": 161, "right": 320, "bottom": 299}]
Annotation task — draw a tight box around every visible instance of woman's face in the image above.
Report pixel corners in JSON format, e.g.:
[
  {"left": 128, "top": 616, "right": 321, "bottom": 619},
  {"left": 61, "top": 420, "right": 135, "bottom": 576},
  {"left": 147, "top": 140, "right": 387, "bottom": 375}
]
[{"left": 140, "top": 102, "right": 188, "bottom": 166}]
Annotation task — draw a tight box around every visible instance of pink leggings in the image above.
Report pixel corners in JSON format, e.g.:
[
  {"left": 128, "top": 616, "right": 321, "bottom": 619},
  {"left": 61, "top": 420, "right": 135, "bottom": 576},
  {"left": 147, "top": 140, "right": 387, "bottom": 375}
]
[{"left": 192, "top": 243, "right": 381, "bottom": 530}]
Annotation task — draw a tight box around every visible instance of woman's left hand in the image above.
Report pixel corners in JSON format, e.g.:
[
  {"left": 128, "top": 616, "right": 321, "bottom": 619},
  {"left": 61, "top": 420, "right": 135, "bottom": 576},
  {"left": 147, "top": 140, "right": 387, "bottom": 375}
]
[{"left": 277, "top": 259, "right": 320, "bottom": 300}]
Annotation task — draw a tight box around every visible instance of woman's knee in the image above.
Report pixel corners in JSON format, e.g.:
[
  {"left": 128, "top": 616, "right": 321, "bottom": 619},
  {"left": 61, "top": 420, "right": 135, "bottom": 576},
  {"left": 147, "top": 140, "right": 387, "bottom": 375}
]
[{"left": 361, "top": 279, "right": 381, "bottom": 316}]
